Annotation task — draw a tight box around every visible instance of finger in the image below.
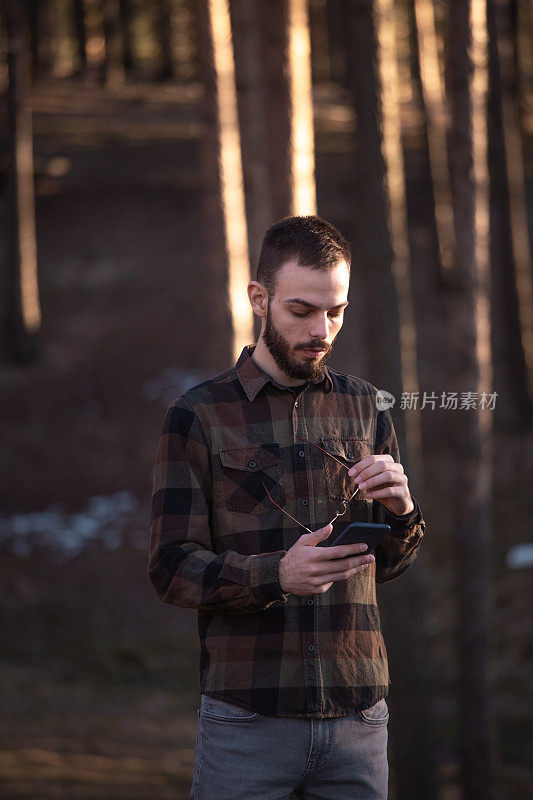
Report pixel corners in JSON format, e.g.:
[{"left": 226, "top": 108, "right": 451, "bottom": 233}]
[
  {"left": 317, "top": 560, "right": 374, "bottom": 583},
  {"left": 364, "top": 486, "right": 408, "bottom": 500},
  {"left": 313, "top": 542, "right": 369, "bottom": 561},
  {"left": 302, "top": 523, "right": 333, "bottom": 545},
  {"left": 348, "top": 454, "right": 393, "bottom": 479},
  {"left": 354, "top": 460, "right": 399, "bottom": 486},
  {"left": 347, "top": 455, "right": 379, "bottom": 478},
  {"left": 358, "top": 469, "right": 407, "bottom": 491},
  {"left": 321, "top": 554, "right": 375, "bottom": 575}
]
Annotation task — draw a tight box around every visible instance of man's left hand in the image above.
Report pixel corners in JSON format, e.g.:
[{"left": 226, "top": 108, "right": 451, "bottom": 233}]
[{"left": 348, "top": 455, "right": 414, "bottom": 516}]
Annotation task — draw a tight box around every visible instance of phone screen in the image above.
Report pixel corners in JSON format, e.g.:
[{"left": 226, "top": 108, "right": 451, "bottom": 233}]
[{"left": 329, "top": 522, "right": 391, "bottom": 553}]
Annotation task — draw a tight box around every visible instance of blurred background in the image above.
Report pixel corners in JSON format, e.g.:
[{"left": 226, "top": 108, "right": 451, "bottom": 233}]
[{"left": 0, "top": 0, "right": 532, "bottom": 798}]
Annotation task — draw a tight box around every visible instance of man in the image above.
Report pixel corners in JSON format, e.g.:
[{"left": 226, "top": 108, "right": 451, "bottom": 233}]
[{"left": 148, "top": 215, "right": 425, "bottom": 799}]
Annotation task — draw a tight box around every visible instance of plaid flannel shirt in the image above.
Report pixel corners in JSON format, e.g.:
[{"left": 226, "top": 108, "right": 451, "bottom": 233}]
[{"left": 148, "top": 345, "right": 425, "bottom": 718}]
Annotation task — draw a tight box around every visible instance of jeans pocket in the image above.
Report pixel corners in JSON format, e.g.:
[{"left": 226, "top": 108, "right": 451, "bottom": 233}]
[
  {"left": 200, "top": 694, "right": 260, "bottom": 722},
  {"left": 358, "top": 697, "right": 389, "bottom": 725}
]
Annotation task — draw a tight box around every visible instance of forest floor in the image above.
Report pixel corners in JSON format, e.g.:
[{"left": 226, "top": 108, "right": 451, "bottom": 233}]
[{"left": 0, "top": 77, "right": 532, "bottom": 799}]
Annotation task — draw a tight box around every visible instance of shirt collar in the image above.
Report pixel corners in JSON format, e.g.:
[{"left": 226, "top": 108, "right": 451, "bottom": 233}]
[{"left": 235, "top": 345, "right": 332, "bottom": 402}]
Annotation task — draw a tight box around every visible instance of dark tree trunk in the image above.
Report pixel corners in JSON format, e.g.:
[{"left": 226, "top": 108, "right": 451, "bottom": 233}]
[
  {"left": 26, "top": 0, "right": 56, "bottom": 79},
  {"left": 444, "top": 0, "right": 495, "bottom": 796},
  {"left": 257, "top": 0, "right": 294, "bottom": 221},
  {"left": 325, "top": 0, "right": 349, "bottom": 85},
  {"left": 344, "top": 0, "right": 403, "bottom": 412},
  {"left": 155, "top": 0, "right": 174, "bottom": 80},
  {"left": 229, "top": 0, "right": 273, "bottom": 271},
  {"left": 3, "top": 0, "right": 41, "bottom": 361},
  {"left": 118, "top": 0, "right": 134, "bottom": 72},
  {"left": 487, "top": 0, "right": 530, "bottom": 430},
  {"left": 102, "top": 0, "right": 125, "bottom": 87},
  {"left": 344, "top": 3, "right": 437, "bottom": 798},
  {"left": 73, "top": 0, "right": 88, "bottom": 73}
]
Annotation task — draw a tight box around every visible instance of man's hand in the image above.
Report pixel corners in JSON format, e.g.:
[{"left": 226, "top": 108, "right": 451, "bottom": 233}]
[
  {"left": 278, "top": 523, "right": 375, "bottom": 596},
  {"left": 348, "top": 455, "right": 414, "bottom": 516}
]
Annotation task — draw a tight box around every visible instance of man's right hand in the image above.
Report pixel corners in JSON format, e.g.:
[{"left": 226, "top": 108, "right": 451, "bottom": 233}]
[{"left": 278, "top": 523, "right": 375, "bottom": 596}]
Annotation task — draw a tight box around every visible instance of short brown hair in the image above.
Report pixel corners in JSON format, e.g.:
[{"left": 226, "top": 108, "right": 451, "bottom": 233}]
[{"left": 256, "top": 215, "right": 351, "bottom": 294}]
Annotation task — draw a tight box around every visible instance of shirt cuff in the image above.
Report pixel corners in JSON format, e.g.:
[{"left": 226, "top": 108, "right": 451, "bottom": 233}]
[
  {"left": 383, "top": 495, "right": 423, "bottom": 536},
  {"left": 250, "top": 550, "right": 291, "bottom": 609}
]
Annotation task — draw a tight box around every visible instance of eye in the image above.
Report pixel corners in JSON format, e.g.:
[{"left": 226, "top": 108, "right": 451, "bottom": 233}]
[
  {"left": 328, "top": 311, "right": 342, "bottom": 319},
  {"left": 292, "top": 311, "right": 309, "bottom": 317}
]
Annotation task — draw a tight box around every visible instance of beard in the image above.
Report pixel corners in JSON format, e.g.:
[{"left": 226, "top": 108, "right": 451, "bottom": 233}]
[{"left": 262, "top": 306, "right": 336, "bottom": 381}]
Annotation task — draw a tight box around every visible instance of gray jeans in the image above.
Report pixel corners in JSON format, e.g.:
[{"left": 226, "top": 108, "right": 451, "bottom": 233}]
[{"left": 190, "top": 693, "right": 389, "bottom": 800}]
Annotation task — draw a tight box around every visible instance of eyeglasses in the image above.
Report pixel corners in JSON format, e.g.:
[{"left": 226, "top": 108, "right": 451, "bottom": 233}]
[{"left": 262, "top": 435, "right": 361, "bottom": 534}]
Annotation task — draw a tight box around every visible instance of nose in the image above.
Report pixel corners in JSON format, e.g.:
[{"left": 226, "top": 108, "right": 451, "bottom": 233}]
[{"left": 308, "top": 313, "right": 329, "bottom": 341}]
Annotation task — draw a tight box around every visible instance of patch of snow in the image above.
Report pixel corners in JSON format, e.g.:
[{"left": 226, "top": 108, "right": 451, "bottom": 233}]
[
  {"left": 0, "top": 490, "right": 140, "bottom": 558},
  {"left": 506, "top": 543, "right": 533, "bottom": 570}
]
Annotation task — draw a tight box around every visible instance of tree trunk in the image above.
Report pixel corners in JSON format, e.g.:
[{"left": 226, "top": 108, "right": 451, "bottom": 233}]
[
  {"left": 102, "top": 0, "right": 125, "bottom": 88},
  {"left": 325, "top": 0, "right": 349, "bottom": 85},
  {"left": 26, "top": 0, "right": 57, "bottom": 79},
  {"left": 73, "top": 0, "right": 88, "bottom": 73},
  {"left": 3, "top": 0, "right": 41, "bottom": 361},
  {"left": 344, "top": 0, "right": 403, "bottom": 413},
  {"left": 155, "top": 0, "right": 174, "bottom": 80},
  {"left": 195, "top": 0, "right": 254, "bottom": 366},
  {"left": 444, "top": 0, "right": 495, "bottom": 796},
  {"left": 488, "top": 0, "right": 533, "bottom": 428},
  {"left": 118, "top": 0, "right": 134, "bottom": 72},
  {"left": 344, "top": 4, "right": 437, "bottom": 798},
  {"left": 229, "top": 0, "right": 272, "bottom": 273},
  {"left": 412, "top": 0, "right": 455, "bottom": 276}
]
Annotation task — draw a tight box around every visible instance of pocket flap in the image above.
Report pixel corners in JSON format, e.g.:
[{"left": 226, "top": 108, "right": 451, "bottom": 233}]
[
  {"left": 219, "top": 443, "right": 281, "bottom": 472},
  {"left": 320, "top": 437, "right": 372, "bottom": 463}
]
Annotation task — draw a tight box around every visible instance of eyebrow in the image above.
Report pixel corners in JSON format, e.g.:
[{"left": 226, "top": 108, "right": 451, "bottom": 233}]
[{"left": 285, "top": 298, "right": 349, "bottom": 311}]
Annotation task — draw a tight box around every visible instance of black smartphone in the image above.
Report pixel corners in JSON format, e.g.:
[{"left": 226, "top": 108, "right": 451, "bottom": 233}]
[{"left": 320, "top": 522, "right": 391, "bottom": 554}]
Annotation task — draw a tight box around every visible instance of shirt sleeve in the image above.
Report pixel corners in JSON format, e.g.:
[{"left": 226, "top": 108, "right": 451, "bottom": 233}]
[
  {"left": 371, "top": 407, "right": 426, "bottom": 584},
  {"left": 148, "top": 399, "right": 289, "bottom": 613}
]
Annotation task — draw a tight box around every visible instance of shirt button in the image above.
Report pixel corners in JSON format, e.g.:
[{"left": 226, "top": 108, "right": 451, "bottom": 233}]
[
  {"left": 307, "top": 644, "right": 315, "bottom": 652},
  {"left": 347, "top": 452, "right": 354, "bottom": 459},
  {"left": 306, "top": 599, "right": 314, "bottom": 606},
  {"left": 294, "top": 401, "right": 299, "bottom": 408},
  {"left": 301, "top": 499, "right": 309, "bottom": 506},
  {"left": 298, "top": 450, "right": 305, "bottom": 458},
  {"left": 249, "top": 460, "right": 257, "bottom": 468}
]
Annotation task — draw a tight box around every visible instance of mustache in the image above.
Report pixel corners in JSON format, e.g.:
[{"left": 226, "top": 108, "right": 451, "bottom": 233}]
[{"left": 296, "top": 341, "right": 330, "bottom": 352}]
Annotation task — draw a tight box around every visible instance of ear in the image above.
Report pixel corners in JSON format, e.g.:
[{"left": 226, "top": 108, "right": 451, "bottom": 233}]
[{"left": 248, "top": 281, "right": 269, "bottom": 318}]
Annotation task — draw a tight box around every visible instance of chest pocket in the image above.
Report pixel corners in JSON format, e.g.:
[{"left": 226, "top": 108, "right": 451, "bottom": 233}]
[
  {"left": 219, "top": 443, "right": 286, "bottom": 515},
  {"left": 320, "top": 437, "right": 373, "bottom": 502}
]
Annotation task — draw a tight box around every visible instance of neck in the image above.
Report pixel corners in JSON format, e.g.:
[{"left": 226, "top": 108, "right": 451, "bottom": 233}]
[{"left": 251, "top": 335, "right": 307, "bottom": 387}]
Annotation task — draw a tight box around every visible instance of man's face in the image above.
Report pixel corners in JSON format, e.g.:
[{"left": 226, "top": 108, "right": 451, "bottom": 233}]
[{"left": 262, "top": 259, "right": 350, "bottom": 381}]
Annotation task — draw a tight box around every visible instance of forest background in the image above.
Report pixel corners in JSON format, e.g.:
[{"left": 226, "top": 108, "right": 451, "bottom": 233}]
[{"left": 0, "top": 1, "right": 532, "bottom": 798}]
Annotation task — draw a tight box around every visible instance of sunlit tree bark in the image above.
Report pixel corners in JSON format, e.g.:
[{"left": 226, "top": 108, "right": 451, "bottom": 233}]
[
  {"left": 374, "top": 0, "right": 422, "bottom": 486},
  {"left": 196, "top": 0, "right": 254, "bottom": 364},
  {"left": 412, "top": 0, "right": 455, "bottom": 275},
  {"left": 444, "top": 0, "right": 495, "bottom": 795},
  {"left": 3, "top": 0, "right": 41, "bottom": 360}
]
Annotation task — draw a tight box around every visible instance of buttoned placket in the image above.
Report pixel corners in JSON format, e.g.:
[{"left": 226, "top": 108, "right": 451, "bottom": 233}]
[{"left": 290, "top": 382, "right": 322, "bottom": 714}]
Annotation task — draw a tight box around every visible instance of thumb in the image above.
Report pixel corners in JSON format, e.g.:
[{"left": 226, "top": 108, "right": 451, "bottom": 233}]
[{"left": 302, "top": 523, "right": 333, "bottom": 546}]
